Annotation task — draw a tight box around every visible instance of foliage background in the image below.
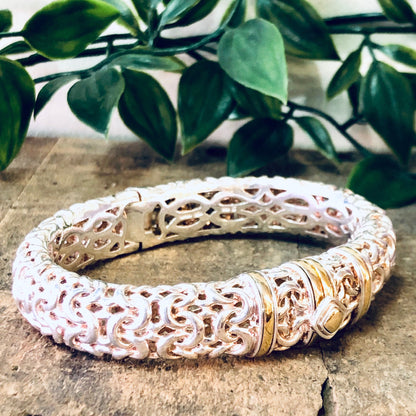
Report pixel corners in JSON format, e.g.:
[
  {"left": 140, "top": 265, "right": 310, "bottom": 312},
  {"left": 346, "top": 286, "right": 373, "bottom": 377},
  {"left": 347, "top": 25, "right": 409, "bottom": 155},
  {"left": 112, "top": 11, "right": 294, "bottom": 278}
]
[
  {"left": 1, "top": 0, "right": 416, "bottom": 208},
  {"left": 9, "top": 0, "right": 412, "bottom": 150}
]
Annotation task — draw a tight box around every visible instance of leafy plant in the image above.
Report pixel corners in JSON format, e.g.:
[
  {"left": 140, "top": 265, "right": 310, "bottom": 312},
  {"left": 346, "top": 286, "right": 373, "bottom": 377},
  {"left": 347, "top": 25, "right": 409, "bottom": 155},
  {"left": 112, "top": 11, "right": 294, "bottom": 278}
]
[{"left": 0, "top": 0, "right": 415, "bottom": 208}]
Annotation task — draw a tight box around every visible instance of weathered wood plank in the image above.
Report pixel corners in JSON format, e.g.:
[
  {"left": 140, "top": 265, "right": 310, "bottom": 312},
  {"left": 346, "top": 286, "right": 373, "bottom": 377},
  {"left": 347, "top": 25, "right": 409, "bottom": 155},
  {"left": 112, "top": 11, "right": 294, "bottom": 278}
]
[{"left": 0, "top": 137, "right": 56, "bottom": 219}]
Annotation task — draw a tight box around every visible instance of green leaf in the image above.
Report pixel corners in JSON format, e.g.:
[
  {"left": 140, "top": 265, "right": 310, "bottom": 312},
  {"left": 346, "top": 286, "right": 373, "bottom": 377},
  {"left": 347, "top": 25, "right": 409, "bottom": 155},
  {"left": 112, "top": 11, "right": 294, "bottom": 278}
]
[
  {"left": 159, "top": 0, "right": 199, "bottom": 27},
  {"left": 227, "top": 118, "right": 293, "bottom": 176},
  {"left": 68, "top": 68, "right": 125, "bottom": 135},
  {"left": 131, "top": 0, "right": 148, "bottom": 21},
  {"left": 34, "top": 75, "right": 78, "bottom": 118},
  {"left": 347, "top": 78, "right": 361, "bottom": 117},
  {"left": 231, "top": 82, "right": 282, "bottom": 119},
  {"left": 132, "top": 0, "right": 159, "bottom": 24},
  {"left": 404, "top": 72, "right": 416, "bottom": 88},
  {"left": 111, "top": 53, "right": 185, "bottom": 72},
  {"left": 360, "top": 61, "right": 414, "bottom": 165},
  {"left": 403, "top": 73, "right": 416, "bottom": 112},
  {"left": 228, "top": 0, "right": 247, "bottom": 28},
  {"left": 118, "top": 69, "right": 177, "bottom": 160},
  {"left": 0, "top": 58, "right": 35, "bottom": 170},
  {"left": 175, "top": 0, "right": 220, "bottom": 27},
  {"left": 0, "top": 40, "right": 32, "bottom": 56},
  {"left": 347, "top": 156, "right": 416, "bottom": 208},
  {"left": 218, "top": 18, "right": 287, "bottom": 103},
  {"left": 377, "top": 0, "right": 415, "bottom": 23},
  {"left": 0, "top": 9, "right": 12, "bottom": 32},
  {"left": 295, "top": 116, "right": 339, "bottom": 163},
  {"left": 101, "top": 0, "right": 141, "bottom": 35},
  {"left": 228, "top": 105, "right": 250, "bottom": 120},
  {"left": 179, "top": 61, "right": 234, "bottom": 154},
  {"left": 219, "top": 0, "right": 243, "bottom": 26},
  {"left": 375, "top": 44, "right": 416, "bottom": 68},
  {"left": 327, "top": 48, "right": 362, "bottom": 99},
  {"left": 23, "top": 0, "right": 120, "bottom": 59},
  {"left": 257, "top": 0, "right": 338, "bottom": 60}
]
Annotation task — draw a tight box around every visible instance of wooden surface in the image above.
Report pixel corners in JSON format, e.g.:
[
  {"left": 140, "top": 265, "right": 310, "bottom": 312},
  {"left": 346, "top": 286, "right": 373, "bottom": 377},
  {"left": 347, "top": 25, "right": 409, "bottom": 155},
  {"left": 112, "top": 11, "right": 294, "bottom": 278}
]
[{"left": 0, "top": 137, "right": 415, "bottom": 416}]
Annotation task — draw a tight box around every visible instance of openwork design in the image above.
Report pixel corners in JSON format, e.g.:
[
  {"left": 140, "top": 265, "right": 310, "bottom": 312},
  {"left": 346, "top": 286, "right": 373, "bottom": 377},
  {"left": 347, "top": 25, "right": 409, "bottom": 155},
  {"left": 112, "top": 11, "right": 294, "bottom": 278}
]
[
  {"left": 124, "top": 177, "right": 357, "bottom": 252},
  {"left": 12, "top": 176, "right": 396, "bottom": 360},
  {"left": 256, "top": 266, "right": 315, "bottom": 350}
]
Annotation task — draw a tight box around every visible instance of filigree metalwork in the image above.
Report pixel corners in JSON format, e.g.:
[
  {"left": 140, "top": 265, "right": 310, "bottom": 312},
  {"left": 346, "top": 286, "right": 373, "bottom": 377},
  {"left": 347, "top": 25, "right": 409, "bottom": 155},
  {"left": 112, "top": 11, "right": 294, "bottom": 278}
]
[{"left": 12, "top": 176, "right": 396, "bottom": 359}]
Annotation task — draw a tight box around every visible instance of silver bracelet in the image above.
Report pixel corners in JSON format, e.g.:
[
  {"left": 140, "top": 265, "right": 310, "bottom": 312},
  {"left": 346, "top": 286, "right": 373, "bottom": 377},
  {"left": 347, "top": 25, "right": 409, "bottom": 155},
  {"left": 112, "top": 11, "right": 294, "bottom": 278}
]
[{"left": 12, "top": 176, "right": 396, "bottom": 360}]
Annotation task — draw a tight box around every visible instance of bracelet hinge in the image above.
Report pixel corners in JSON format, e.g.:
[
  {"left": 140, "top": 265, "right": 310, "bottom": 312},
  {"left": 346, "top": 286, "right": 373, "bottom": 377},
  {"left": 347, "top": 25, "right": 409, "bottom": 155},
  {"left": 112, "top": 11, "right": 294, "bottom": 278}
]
[{"left": 124, "top": 200, "right": 148, "bottom": 249}]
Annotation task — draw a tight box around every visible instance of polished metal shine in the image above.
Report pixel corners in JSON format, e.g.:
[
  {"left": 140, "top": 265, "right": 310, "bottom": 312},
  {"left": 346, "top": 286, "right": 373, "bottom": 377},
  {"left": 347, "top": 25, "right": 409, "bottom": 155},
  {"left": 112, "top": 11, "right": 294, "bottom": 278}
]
[{"left": 12, "top": 176, "right": 396, "bottom": 359}]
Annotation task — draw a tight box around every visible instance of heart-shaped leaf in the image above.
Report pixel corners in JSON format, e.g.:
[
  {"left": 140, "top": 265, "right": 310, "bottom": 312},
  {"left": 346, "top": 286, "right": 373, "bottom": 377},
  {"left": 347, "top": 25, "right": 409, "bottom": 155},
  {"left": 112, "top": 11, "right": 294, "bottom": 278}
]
[
  {"left": 347, "top": 155, "right": 416, "bottom": 208},
  {"left": 295, "top": 116, "right": 339, "bottom": 163},
  {"left": 327, "top": 48, "right": 362, "bottom": 99},
  {"left": 0, "top": 9, "right": 12, "bottom": 32},
  {"left": 360, "top": 61, "right": 415, "bottom": 165},
  {"left": 35, "top": 75, "right": 79, "bottom": 118},
  {"left": 257, "top": 0, "right": 338, "bottom": 60},
  {"left": 23, "top": 0, "right": 120, "bottom": 59},
  {"left": 118, "top": 69, "right": 177, "bottom": 160},
  {"left": 218, "top": 18, "right": 287, "bottom": 103},
  {"left": 179, "top": 61, "right": 234, "bottom": 154},
  {"left": 111, "top": 53, "right": 185, "bottom": 72},
  {"left": 378, "top": 0, "right": 415, "bottom": 23},
  {"left": 227, "top": 118, "right": 293, "bottom": 176},
  {"left": 68, "top": 68, "right": 125, "bottom": 135},
  {"left": 0, "top": 58, "right": 35, "bottom": 170},
  {"left": 231, "top": 82, "right": 282, "bottom": 119}
]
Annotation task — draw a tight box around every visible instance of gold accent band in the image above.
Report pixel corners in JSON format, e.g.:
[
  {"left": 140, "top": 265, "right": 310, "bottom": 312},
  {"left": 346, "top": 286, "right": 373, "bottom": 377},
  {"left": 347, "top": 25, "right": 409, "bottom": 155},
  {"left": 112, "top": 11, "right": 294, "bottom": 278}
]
[
  {"left": 295, "top": 259, "right": 340, "bottom": 341},
  {"left": 338, "top": 246, "right": 372, "bottom": 322},
  {"left": 296, "top": 258, "right": 335, "bottom": 303},
  {"left": 249, "top": 272, "right": 276, "bottom": 357}
]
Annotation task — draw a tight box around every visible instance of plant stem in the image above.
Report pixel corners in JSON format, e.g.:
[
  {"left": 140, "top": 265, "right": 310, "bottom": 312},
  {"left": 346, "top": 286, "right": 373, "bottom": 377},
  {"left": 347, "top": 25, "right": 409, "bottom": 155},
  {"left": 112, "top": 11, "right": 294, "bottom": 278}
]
[
  {"left": 92, "top": 30, "right": 223, "bottom": 69},
  {"left": 288, "top": 101, "right": 372, "bottom": 157},
  {"left": 34, "top": 70, "right": 85, "bottom": 84},
  {"left": 30, "top": 28, "right": 223, "bottom": 84},
  {"left": 324, "top": 12, "right": 416, "bottom": 34},
  {"left": 365, "top": 37, "right": 378, "bottom": 61},
  {"left": 17, "top": 29, "right": 221, "bottom": 70},
  {"left": 106, "top": 40, "right": 114, "bottom": 57},
  {"left": 328, "top": 25, "right": 416, "bottom": 34},
  {"left": 282, "top": 106, "right": 295, "bottom": 122},
  {"left": 186, "top": 50, "right": 205, "bottom": 61},
  {"left": 18, "top": 47, "right": 110, "bottom": 67},
  {"left": 153, "top": 32, "right": 222, "bottom": 52},
  {"left": 0, "top": 30, "right": 24, "bottom": 38},
  {"left": 341, "top": 116, "right": 363, "bottom": 130},
  {"left": 91, "top": 33, "right": 136, "bottom": 44},
  {"left": 0, "top": 31, "right": 136, "bottom": 42},
  {"left": 325, "top": 13, "right": 388, "bottom": 26},
  {"left": 199, "top": 45, "right": 217, "bottom": 55}
]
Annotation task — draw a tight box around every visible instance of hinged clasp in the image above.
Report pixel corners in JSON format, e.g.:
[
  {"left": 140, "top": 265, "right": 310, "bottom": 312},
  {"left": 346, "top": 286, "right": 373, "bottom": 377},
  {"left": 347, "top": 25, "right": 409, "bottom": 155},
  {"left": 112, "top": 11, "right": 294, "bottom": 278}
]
[{"left": 124, "top": 194, "right": 148, "bottom": 248}]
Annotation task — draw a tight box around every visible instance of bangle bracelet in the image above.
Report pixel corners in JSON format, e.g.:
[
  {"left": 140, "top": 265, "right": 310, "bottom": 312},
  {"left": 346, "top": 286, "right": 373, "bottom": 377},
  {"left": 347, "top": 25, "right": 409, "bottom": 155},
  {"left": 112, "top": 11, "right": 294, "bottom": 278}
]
[{"left": 12, "top": 176, "right": 396, "bottom": 360}]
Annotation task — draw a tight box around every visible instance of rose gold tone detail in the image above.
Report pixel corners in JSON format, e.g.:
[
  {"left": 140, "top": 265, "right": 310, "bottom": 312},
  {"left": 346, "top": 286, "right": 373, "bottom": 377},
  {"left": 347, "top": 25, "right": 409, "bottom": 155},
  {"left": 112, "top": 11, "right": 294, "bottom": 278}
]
[{"left": 12, "top": 176, "right": 396, "bottom": 360}]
